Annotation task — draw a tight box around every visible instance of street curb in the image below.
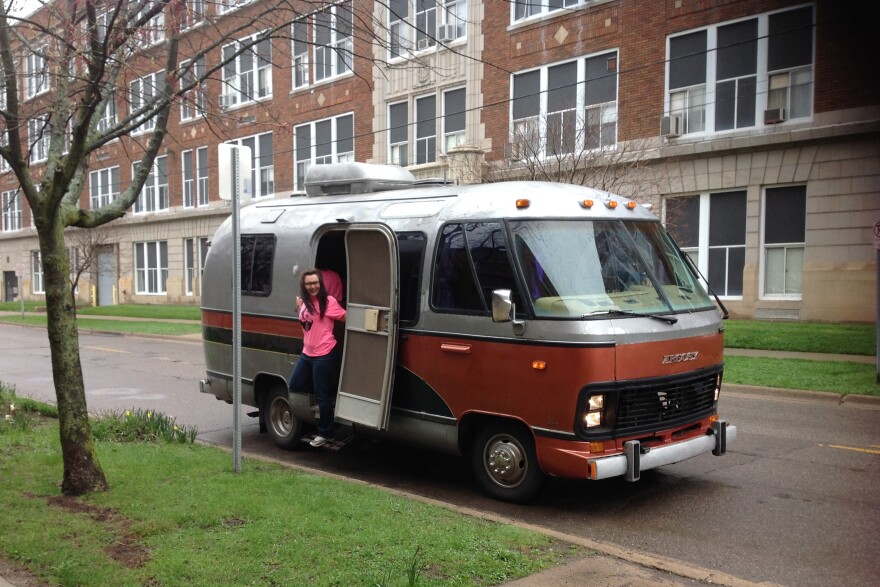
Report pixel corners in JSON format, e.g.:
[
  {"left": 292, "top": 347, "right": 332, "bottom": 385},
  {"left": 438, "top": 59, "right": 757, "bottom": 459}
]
[
  {"left": 198, "top": 439, "right": 779, "bottom": 587},
  {"left": 722, "top": 382, "right": 880, "bottom": 407}
]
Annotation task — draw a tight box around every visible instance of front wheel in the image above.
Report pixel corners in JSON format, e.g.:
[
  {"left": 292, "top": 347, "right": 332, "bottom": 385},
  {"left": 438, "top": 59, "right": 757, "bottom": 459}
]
[
  {"left": 263, "top": 386, "right": 302, "bottom": 450},
  {"left": 470, "top": 423, "right": 544, "bottom": 503}
]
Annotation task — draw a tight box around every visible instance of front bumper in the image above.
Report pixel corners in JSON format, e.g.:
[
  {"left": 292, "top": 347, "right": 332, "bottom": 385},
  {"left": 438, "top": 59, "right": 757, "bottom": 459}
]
[{"left": 588, "top": 420, "right": 736, "bottom": 481}]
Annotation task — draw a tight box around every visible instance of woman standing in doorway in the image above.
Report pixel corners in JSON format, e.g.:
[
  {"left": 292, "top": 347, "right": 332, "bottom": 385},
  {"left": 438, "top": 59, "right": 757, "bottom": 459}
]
[{"left": 288, "top": 269, "right": 346, "bottom": 447}]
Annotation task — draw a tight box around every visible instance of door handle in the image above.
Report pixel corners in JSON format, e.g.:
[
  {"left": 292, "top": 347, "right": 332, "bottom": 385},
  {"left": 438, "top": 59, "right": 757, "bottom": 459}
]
[{"left": 440, "top": 343, "right": 471, "bottom": 354}]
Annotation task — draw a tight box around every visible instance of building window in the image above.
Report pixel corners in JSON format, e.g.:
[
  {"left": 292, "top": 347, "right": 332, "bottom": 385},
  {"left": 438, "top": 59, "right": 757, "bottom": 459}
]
[
  {"left": 511, "top": 50, "right": 618, "bottom": 160},
  {"left": 2, "top": 190, "right": 22, "bottom": 232},
  {"left": 667, "top": 6, "right": 813, "bottom": 135},
  {"left": 0, "top": 131, "right": 9, "bottom": 172},
  {"left": 25, "top": 50, "right": 49, "bottom": 98},
  {"left": 130, "top": 71, "right": 163, "bottom": 135},
  {"left": 180, "top": 56, "right": 206, "bottom": 121},
  {"left": 218, "top": 0, "right": 250, "bottom": 15},
  {"left": 182, "top": 147, "right": 209, "bottom": 208},
  {"left": 762, "top": 186, "right": 806, "bottom": 298},
  {"left": 134, "top": 3, "right": 165, "bottom": 48},
  {"left": 415, "top": 95, "right": 437, "bottom": 164},
  {"left": 512, "top": 0, "right": 581, "bottom": 23},
  {"left": 294, "top": 114, "right": 354, "bottom": 190},
  {"left": 32, "top": 251, "right": 44, "bottom": 294},
  {"left": 28, "top": 115, "right": 50, "bottom": 164},
  {"left": 665, "top": 191, "right": 746, "bottom": 298},
  {"left": 181, "top": 0, "right": 205, "bottom": 30},
  {"left": 227, "top": 132, "right": 274, "bottom": 198},
  {"left": 135, "top": 241, "right": 168, "bottom": 295},
  {"left": 89, "top": 167, "right": 120, "bottom": 209},
  {"left": 221, "top": 34, "right": 272, "bottom": 108},
  {"left": 292, "top": 18, "right": 309, "bottom": 89},
  {"left": 184, "top": 237, "right": 198, "bottom": 295},
  {"left": 443, "top": 87, "right": 466, "bottom": 152},
  {"left": 389, "top": 0, "right": 467, "bottom": 59},
  {"left": 314, "top": 0, "right": 353, "bottom": 83},
  {"left": 389, "top": 102, "right": 409, "bottom": 166},
  {"left": 133, "top": 156, "right": 169, "bottom": 213},
  {"left": 97, "top": 93, "right": 117, "bottom": 133}
]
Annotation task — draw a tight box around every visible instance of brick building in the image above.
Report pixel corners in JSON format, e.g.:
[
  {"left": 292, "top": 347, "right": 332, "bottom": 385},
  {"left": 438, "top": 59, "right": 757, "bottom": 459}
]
[{"left": 1, "top": 0, "right": 877, "bottom": 321}]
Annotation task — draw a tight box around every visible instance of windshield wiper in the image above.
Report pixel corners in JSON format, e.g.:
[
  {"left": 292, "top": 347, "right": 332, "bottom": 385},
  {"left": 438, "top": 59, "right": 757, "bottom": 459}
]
[{"left": 584, "top": 309, "right": 678, "bottom": 325}]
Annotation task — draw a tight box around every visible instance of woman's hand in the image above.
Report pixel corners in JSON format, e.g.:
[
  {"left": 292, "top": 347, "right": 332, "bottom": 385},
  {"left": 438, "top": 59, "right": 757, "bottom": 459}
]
[{"left": 295, "top": 295, "right": 303, "bottom": 308}]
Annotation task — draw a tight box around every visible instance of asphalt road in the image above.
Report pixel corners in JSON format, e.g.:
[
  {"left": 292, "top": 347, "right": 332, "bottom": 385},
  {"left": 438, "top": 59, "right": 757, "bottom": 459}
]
[{"left": 1, "top": 323, "right": 878, "bottom": 587}]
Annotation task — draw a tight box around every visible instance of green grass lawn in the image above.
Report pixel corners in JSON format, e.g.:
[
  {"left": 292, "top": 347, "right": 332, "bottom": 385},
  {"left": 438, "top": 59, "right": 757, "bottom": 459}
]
[
  {"left": 723, "top": 319, "right": 874, "bottom": 356},
  {"left": 723, "top": 356, "right": 879, "bottom": 396},
  {"left": 0, "top": 414, "right": 577, "bottom": 586},
  {"left": 0, "top": 315, "right": 201, "bottom": 336}
]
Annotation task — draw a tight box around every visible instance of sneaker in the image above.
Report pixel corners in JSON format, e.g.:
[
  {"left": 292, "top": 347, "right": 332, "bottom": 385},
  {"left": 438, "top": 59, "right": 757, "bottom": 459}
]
[{"left": 310, "top": 436, "right": 327, "bottom": 447}]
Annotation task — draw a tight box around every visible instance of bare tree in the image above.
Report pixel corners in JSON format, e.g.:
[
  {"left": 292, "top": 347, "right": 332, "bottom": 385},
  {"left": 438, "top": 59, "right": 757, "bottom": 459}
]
[{"left": 0, "top": 0, "right": 391, "bottom": 495}]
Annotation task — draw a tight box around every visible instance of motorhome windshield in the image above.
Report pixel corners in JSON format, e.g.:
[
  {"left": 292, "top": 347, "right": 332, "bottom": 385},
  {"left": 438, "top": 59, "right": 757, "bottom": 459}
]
[{"left": 508, "top": 219, "right": 714, "bottom": 318}]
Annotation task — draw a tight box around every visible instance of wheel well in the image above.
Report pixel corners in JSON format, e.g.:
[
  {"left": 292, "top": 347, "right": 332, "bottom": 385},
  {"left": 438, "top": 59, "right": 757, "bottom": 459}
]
[
  {"left": 253, "top": 372, "right": 287, "bottom": 410},
  {"left": 457, "top": 413, "right": 534, "bottom": 455}
]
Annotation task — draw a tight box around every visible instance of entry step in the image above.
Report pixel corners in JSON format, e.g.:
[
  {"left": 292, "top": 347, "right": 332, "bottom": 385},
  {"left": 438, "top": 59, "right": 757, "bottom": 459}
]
[{"left": 302, "top": 433, "right": 353, "bottom": 452}]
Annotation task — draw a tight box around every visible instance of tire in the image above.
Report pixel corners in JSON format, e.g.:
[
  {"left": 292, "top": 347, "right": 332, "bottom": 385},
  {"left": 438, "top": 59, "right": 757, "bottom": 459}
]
[
  {"left": 263, "top": 386, "right": 302, "bottom": 450},
  {"left": 470, "top": 422, "right": 544, "bottom": 504}
]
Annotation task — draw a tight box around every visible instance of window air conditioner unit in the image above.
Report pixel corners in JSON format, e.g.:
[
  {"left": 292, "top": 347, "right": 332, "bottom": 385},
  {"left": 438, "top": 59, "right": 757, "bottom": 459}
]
[
  {"left": 764, "top": 108, "right": 787, "bottom": 124},
  {"left": 438, "top": 24, "right": 456, "bottom": 43},
  {"left": 661, "top": 115, "right": 681, "bottom": 138},
  {"left": 416, "top": 37, "right": 431, "bottom": 51}
]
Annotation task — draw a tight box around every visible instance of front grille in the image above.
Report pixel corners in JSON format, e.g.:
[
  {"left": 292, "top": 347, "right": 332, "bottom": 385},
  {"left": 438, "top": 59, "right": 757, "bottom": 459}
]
[{"left": 579, "top": 366, "right": 721, "bottom": 439}]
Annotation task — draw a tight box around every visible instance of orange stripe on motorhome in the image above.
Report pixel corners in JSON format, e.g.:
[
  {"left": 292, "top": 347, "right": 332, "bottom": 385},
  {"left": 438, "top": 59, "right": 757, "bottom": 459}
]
[{"left": 202, "top": 309, "right": 302, "bottom": 338}]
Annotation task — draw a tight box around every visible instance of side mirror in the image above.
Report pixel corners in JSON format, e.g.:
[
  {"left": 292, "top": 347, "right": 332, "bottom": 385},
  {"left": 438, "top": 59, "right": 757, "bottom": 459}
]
[{"left": 491, "top": 289, "right": 513, "bottom": 323}]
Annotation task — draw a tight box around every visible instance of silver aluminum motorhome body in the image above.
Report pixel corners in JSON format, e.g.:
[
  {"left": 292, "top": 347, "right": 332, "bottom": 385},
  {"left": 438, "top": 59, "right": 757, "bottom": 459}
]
[{"left": 200, "top": 163, "right": 733, "bottom": 503}]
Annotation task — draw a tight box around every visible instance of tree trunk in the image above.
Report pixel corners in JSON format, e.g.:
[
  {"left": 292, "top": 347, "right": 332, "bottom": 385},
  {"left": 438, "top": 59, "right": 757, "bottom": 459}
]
[{"left": 41, "top": 216, "right": 108, "bottom": 495}]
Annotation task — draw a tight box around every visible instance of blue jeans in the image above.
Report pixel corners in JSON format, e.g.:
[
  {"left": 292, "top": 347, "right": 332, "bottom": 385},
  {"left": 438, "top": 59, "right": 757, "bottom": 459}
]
[{"left": 288, "top": 345, "right": 342, "bottom": 438}]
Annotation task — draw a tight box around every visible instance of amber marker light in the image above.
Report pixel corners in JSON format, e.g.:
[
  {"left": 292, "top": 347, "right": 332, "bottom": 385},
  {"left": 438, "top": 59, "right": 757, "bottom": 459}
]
[
  {"left": 625, "top": 201, "right": 637, "bottom": 210},
  {"left": 580, "top": 199, "right": 594, "bottom": 208},
  {"left": 589, "top": 442, "right": 605, "bottom": 453},
  {"left": 605, "top": 200, "right": 618, "bottom": 209},
  {"left": 532, "top": 360, "right": 547, "bottom": 370},
  {"left": 516, "top": 198, "right": 531, "bottom": 209}
]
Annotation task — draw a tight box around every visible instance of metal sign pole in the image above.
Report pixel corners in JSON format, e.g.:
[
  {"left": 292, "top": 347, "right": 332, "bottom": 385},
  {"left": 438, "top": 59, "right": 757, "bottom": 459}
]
[
  {"left": 18, "top": 275, "right": 24, "bottom": 318},
  {"left": 232, "top": 149, "right": 242, "bottom": 472}
]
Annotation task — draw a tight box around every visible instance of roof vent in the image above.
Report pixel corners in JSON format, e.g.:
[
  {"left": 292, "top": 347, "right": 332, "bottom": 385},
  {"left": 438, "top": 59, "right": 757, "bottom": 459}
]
[{"left": 304, "top": 163, "right": 416, "bottom": 197}]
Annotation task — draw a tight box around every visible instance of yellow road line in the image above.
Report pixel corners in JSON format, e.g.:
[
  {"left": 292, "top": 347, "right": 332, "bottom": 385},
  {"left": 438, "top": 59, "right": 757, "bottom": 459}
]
[
  {"left": 86, "top": 346, "right": 129, "bottom": 354},
  {"left": 822, "top": 444, "right": 880, "bottom": 455}
]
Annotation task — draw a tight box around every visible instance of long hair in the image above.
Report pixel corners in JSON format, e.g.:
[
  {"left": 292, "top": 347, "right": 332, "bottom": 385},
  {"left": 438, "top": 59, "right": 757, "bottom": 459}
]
[{"left": 300, "top": 269, "right": 328, "bottom": 318}]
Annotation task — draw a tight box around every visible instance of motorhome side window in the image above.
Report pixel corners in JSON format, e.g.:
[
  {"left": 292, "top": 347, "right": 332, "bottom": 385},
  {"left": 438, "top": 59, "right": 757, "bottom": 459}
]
[
  {"left": 432, "top": 222, "right": 521, "bottom": 314},
  {"left": 397, "top": 232, "right": 427, "bottom": 325},
  {"left": 241, "top": 234, "right": 276, "bottom": 296}
]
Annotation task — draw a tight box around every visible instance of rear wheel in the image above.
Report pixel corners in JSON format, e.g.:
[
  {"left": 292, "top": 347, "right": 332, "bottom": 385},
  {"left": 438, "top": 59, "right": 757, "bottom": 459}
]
[
  {"left": 263, "top": 386, "right": 302, "bottom": 449},
  {"left": 470, "top": 422, "right": 544, "bottom": 503}
]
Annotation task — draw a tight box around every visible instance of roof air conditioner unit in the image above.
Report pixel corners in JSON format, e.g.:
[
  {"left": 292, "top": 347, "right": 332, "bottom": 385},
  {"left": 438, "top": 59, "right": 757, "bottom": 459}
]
[
  {"left": 416, "top": 37, "right": 431, "bottom": 51},
  {"left": 764, "top": 108, "right": 787, "bottom": 124},
  {"left": 438, "top": 24, "right": 456, "bottom": 43},
  {"left": 661, "top": 115, "right": 682, "bottom": 138}
]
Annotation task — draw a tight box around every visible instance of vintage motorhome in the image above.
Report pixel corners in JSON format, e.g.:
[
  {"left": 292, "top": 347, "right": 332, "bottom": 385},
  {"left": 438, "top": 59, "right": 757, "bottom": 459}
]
[{"left": 200, "top": 163, "right": 736, "bottom": 502}]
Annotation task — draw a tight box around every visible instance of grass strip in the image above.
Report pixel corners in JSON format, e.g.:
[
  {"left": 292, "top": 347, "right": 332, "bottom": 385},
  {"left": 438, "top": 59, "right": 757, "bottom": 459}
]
[
  {"left": 0, "top": 420, "right": 576, "bottom": 587},
  {"left": 724, "top": 356, "right": 879, "bottom": 396},
  {"left": 723, "top": 319, "right": 874, "bottom": 356},
  {"left": 0, "top": 315, "right": 201, "bottom": 336}
]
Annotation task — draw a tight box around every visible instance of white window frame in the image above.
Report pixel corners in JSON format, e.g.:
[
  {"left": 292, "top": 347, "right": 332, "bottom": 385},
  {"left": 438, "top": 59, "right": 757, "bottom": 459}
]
[
  {"left": 89, "top": 166, "right": 120, "bottom": 209},
  {"left": 313, "top": 1, "right": 353, "bottom": 83},
  {"left": 227, "top": 133, "right": 274, "bottom": 198},
  {"left": 760, "top": 185, "right": 806, "bottom": 300},
  {"left": 133, "top": 156, "right": 169, "bottom": 213},
  {"left": 415, "top": 94, "right": 436, "bottom": 165},
  {"left": 511, "top": 0, "right": 581, "bottom": 24},
  {"left": 509, "top": 49, "right": 619, "bottom": 161},
  {"left": 25, "top": 49, "right": 49, "bottom": 98},
  {"left": 32, "top": 251, "right": 44, "bottom": 294},
  {"left": 291, "top": 18, "right": 310, "bottom": 90},
  {"left": 442, "top": 87, "right": 466, "bottom": 153},
  {"left": 135, "top": 4, "right": 165, "bottom": 48},
  {"left": 389, "top": 1, "right": 467, "bottom": 60},
  {"left": 221, "top": 33, "right": 272, "bottom": 109},
  {"left": 293, "top": 113, "right": 354, "bottom": 190},
  {"left": 218, "top": 0, "right": 251, "bottom": 15},
  {"left": 388, "top": 101, "right": 409, "bottom": 166},
  {"left": 182, "top": 147, "right": 209, "bottom": 208},
  {"left": 181, "top": 0, "right": 205, "bottom": 30},
  {"left": 130, "top": 70, "right": 164, "bottom": 136},
  {"left": 28, "top": 115, "right": 50, "bottom": 164},
  {"left": 97, "top": 93, "right": 117, "bottom": 133},
  {"left": 665, "top": 6, "right": 815, "bottom": 136},
  {"left": 2, "top": 189, "right": 22, "bottom": 232},
  {"left": 134, "top": 241, "right": 168, "bottom": 295},
  {"left": 180, "top": 56, "right": 206, "bottom": 121}
]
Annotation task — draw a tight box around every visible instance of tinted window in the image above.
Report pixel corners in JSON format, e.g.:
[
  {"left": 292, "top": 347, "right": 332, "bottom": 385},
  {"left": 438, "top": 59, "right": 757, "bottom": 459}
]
[
  {"left": 397, "top": 232, "right": 426, "bottom": 325},
  {"left": 241, "top": 234, "right": 275, "bottom": 296}
]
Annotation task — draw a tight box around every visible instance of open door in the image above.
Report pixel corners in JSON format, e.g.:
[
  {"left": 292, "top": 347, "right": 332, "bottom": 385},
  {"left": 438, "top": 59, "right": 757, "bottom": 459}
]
[{"left": 335, "top": 224, "right": 398, "bottom": 429}]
